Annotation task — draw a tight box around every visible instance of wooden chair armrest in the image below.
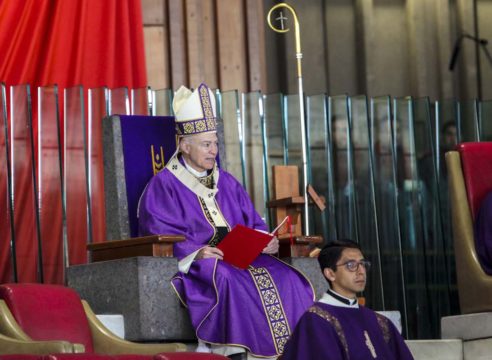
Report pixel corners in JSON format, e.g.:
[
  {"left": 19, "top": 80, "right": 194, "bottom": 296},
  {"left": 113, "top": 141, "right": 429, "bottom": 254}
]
[
  {"left": 266, "top": 196, "right": 305, "bottom": 208},
  {"left": 87, "top": 235, "right": 185, "bottom": 262},
  {"left": 82, "top": 300, "right": 186, "bottom": 354},
  {"left": 0, "top": 333, "right": 76, "bottom": 355}
]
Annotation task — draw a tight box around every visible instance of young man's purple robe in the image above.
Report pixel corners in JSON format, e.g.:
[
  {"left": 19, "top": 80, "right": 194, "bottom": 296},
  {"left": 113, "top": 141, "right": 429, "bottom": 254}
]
[
  {"left": 281, "top": 302, "right": 414, "bottom": 360},
  {"left": 138, "top": 156, "right": 315, "bottom": 357},
  {"left": 474, "top": 191, "right": 492, "bottom": 274}
]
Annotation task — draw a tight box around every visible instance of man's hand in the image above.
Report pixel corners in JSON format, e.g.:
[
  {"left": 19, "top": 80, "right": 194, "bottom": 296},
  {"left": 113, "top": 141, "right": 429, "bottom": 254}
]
[
  {"left": 197, "top": 246, "right": 224, "bottom": 260},
  {"left": 262, "top": 236, "right": 279, "bottom": 254}
]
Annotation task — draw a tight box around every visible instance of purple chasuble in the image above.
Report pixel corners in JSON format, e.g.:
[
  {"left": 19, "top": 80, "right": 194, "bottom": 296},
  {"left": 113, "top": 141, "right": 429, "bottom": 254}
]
[
  {"left": 474, "top": 191, "right": 492, "bottom": 274},
  {"left": 281, "top": 302, "right": 414, "bottom": 360},
  {"left": 138, "top": 158, "right": 315, "bottom": 357}
]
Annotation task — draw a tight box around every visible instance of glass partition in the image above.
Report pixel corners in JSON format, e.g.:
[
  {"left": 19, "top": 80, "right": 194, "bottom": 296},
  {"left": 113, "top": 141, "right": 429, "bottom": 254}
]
[
  {"left": 370, "top": 96, "right": 408, "bottom": 335},
  {"left": 242, "top": 91, "right": 266, "bottom": 219},
  {"left": 64, "top": 86, "right": 89, "bottom": 265},
  {"left": 0, "top": 83, "right": 15, "bottom": 282},
  {"left": 108, "top": 87, "right": 130, "bottom": 116},
  {"left": 38, "top": 85, "right": 64, "bottom": 283},
  {"left": 131, "top": 87, "right": 150, "bottom": 115},
  {"left": 151, "top": 88, "right": 173, "bottom": 116},
  {"left": 220, "top": 90, "right": 244, "bottom": 186},
  {"left": 349, "top": 95, "right": 383, "bottom": 310},
  {"left": 88, "top": 87, "right": 108, "bottom": 242},
  {"left": 11, "top": 84, "right": 40, "bottom": 282}
]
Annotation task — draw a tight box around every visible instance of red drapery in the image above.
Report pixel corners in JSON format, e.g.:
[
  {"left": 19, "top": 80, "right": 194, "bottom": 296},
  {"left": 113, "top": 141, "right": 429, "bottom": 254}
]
[{"left": 0, "top": 0, "right": 147, "bottom": 284}]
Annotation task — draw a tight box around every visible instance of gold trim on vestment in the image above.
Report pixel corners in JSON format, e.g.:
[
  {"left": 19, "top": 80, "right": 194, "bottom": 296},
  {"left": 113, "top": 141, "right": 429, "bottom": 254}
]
[
  {"left": 375, "top": 312, "right": 391, "bottom": 344},
  {"left": 308, "top": 305, "right": 349, "bottom": 357},
  {"left": 248, "top": 266, "right": 291, "bottom": 355}
]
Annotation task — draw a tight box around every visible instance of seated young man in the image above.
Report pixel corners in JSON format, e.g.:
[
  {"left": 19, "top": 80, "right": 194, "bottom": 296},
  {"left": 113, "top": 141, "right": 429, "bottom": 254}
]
[
  {"left": 138, "top": 83, "right": 315, "bottom": 360},
  {"left": 282, "top": 239, "right": 414, "bottom": 360}
]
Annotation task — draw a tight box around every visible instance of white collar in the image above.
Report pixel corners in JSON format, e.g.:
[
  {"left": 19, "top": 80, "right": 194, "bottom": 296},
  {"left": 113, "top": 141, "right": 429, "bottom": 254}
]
[
  {"left": 183, "top": 157, "right": 207, "bottom": 178},
  {"left": 319, "top": 289, "right": 359, "bottom": 308}
]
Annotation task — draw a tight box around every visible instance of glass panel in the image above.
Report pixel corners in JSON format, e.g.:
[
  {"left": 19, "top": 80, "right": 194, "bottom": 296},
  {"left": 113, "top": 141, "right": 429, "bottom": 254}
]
[
  {"left": 88, "top": 87, "right": 108, "bottom": 242},
  {"left": 394, "top": 96, "right": 432, "bottom": 339},
  {"left": 457, "top": 100, "right": 479, "bottom": 142},
  {"left": 479, "top": 100, "right": 492, "bottom": 141},
  {"left": 38, "top": 85, "right": 64, "bottom": 284},
  {"left": 328, "top": 95, "right": 357, "bottom": 241},
  {"left": 64, "top": 86, "right": 89, "bottom": 265},
  {"left": 151, "top": 88, "right": 173, "bottom": 116},
  {"left": 131, "top": 87, "right": 149, "bottom": 115},
  {"left": 370, "top": 96, "right": 407, "bottom": 335},
  {"left": 10, "top": 84, "right": 39, "bottom": 282},
  {"left": 306, "top": 94, "right": 329, "bottom": 242},
  {"left": 349, "top": 95, "right": 383, "bottom": 310},
  {"left": 108, "top": 87, "right": 130, "bottom": 116},
  {"left": 0, "top": 83, "right": 14, "bottom": 282},
  {"left": 220, "top": 90, "right": 244, "bottom": 185},
  {"left": 243, "top": 92, "right": 266, "bottom": 219}
]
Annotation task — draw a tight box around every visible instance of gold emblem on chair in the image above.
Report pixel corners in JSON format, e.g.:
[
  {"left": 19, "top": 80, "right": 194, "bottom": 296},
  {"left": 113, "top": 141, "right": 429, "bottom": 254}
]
[{"left": 151, "top": 145, "right": 165, "bottom": 175}]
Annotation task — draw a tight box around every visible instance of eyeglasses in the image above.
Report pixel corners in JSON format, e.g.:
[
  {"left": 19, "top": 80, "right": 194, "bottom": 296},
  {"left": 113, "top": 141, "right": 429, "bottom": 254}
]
[{"left": 336, "top": 259, "right": 371, "bottom": 272}]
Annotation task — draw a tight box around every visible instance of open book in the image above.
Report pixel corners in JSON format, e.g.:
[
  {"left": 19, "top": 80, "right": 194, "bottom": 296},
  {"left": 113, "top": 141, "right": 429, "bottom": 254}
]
[{"left": 216, "top": 217, "right": 289, "bottom": 269}]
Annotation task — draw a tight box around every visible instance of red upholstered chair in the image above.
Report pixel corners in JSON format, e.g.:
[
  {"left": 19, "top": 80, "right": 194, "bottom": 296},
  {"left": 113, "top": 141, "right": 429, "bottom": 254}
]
[
  {"left": 446, "top": 142, "right": 492, "bottom": 313},
  {"left": 0, "top": 284, "right": 185, "bottom": 356}
]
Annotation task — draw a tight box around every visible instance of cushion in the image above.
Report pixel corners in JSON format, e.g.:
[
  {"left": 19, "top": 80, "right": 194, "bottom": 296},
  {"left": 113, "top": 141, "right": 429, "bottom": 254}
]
[
  {"left": 458, "top": 142, "right": 492, "bottom": 220},
  {"left": 0, "top": 284, "right": 94, "bottom": 352}
]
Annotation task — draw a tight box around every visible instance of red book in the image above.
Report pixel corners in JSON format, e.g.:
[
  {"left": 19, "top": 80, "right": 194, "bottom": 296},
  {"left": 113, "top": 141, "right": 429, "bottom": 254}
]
[{"left": 216, "top": 225, "right": 273, "bottom": 269}]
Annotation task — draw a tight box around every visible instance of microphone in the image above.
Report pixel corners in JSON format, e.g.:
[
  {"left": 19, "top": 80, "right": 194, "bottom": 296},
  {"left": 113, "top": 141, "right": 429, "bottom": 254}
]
[{"left": 449, "top": 38, "right": 462, "bottom": 71}]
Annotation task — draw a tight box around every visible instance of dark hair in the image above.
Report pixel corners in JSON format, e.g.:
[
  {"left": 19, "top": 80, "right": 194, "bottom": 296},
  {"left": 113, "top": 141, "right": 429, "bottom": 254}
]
[
  {"left": 317, "top": 239, "right": 361, "bottom": 272},
  {"left": 441, "top": 120, "right": 456, "bottom": 134}
]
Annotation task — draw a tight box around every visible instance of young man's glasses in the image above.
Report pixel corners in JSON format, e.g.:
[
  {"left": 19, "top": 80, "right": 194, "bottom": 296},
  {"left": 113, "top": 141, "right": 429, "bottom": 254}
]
[{"left": 336, "top": 259, "right": 371, "bottom": 272}]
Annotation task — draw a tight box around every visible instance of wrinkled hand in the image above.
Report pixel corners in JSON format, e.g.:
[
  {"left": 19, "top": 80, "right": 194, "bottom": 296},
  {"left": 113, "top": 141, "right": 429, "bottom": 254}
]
[
  {"left": 262, "top": 236, "right": 279, "bottom": 254},
  {"left": 197, "top": 246, "right": 224, "bottom": 260}
]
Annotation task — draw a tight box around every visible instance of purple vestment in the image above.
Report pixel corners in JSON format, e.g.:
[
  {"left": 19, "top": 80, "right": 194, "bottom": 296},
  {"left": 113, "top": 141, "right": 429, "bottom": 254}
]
[
  {"left": 281, "top": 302, "right": 414, "bottom": 360},
  {"left": 138, "top": 157, "right": 315, "bottom": 357},
  {"left": 474, "top": 191, "right": 492, "bottom": 274}
]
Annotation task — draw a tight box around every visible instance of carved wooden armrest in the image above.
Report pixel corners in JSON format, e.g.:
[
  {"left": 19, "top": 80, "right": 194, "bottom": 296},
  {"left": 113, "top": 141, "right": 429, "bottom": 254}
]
[
  {"left": 87, "top": 235, "right": 185, "bottom": 262},
  {"left": 278, "top": 234, "right": 323, "bottom": 258}
]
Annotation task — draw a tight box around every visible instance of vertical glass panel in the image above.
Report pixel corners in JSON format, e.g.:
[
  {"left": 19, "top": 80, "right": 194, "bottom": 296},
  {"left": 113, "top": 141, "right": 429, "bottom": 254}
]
[
  {"left": 328, "top": 95, "right": 357, "bottom": 241},
  {"left": 284, "top": 94, "right": 302, "bottom": 169},
  {"left": 131, "top": 87, "right": 149, "bottom": 115},
  {"left": 108, "top": 87, "right": 130, "bottom": 116},
  {"left": 10, "top": 84, "right": 39, "bottom": 282},
  {"left": 220, "top": 90, "right": 244, "bottom": 185},
  {"left": 151, "top": 88, "right": 173, "bottom": 116},
  {"left": 88, "top": 88, "right": 108, "bottom": 243},
  {"left": 479, "top": 100, "right": 492, "bottom": 140},
  {"left": 349, "top": 95, "right": 383, "bottom": 310},
  {"left": 0, "top": 83, "right": 14, "bottom": 282},
  {"left": 38, "top": 85, "right": 64, "bottom": 284},
  {"left": 370, "top": 96, "right": 407, "bottom": 335},
  {"left": 64, "top": 86, "right": 89, "bottom": 265},
  {"left": 394, "top": 97, "right": 432, "bottom": 339},
  {"left": 458, "top": 100, "right": 479, "bottom": 142},
  {"left": 243, "top": 92, "right": 266, "bottom": 218},
  {"left": 414, "top": 97, "right": 456, "bottom": 337},
  {"left": 306, "top": 94, "right": 329, "bottom": 242}
]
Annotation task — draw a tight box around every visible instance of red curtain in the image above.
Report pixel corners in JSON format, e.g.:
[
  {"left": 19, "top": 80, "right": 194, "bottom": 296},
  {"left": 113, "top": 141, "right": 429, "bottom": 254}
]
[{"left": 0, "top": 0, "right": 147, "bottom": 284}]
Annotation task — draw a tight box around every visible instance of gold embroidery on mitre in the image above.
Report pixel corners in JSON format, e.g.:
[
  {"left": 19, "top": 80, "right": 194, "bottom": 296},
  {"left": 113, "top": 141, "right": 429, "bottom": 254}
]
[
  {"left": 364, "top": 331, "right": 377, "bottom": 358},
  {"left": 151, "top": 145, "right": 165, "bottom": 175},
  {"left": 183, "top": 122, "right": 195, "bottom": 134},
  {"left": 249, "top": 267, "right": 291, "bottom": 354}
]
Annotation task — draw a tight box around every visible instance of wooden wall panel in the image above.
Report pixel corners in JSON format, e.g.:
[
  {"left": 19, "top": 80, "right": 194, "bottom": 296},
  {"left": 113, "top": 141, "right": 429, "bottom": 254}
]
[
  {"left": 186, "top": 0, "right": 218, "bottom": 89},
  {"left": 216, "top": 0, "right": 248, "bottom": 92},
  {"left": 168, "top": 0, "right": 189, "bottom": 89},
  {"left": 245, "top": 0, "right": 267, "bottom": 92},
  {"left": 144, "top": 27, "right": 169, "bottom": 89},
  {"left": 141, "top": 0, "right": 165, "bottom": 24}
]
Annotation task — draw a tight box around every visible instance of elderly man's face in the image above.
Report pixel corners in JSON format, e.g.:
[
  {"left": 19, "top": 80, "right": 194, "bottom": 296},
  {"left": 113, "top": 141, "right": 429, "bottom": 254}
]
[{"left": 180, "top": 132, "right": 219, "bottom": 172}]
